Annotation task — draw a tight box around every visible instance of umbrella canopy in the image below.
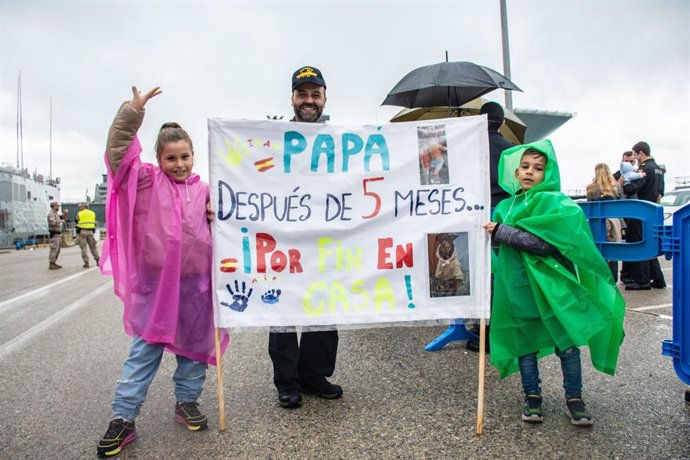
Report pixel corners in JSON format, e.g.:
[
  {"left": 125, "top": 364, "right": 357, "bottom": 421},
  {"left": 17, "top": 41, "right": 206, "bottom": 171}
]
[
  {"left": 390, "top": 97, "right": 527, "bottom": 145},
  {"left": 382, "top": 61, "right": 522, "bottom": 108}
]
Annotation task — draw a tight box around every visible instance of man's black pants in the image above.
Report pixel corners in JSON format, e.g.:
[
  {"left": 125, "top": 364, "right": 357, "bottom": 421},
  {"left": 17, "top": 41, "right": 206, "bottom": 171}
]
[
  {"left": 268, "top": 329, "right": 338, "bottom": 392},
  {"left": 626, "top": 218, "right": 665, "bottom": 285}
]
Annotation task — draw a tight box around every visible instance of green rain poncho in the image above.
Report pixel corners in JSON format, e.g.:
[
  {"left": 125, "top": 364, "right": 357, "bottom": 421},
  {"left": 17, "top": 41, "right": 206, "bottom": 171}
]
[{"left": 490, "top": 139, "right": 626, "bottom": 379}]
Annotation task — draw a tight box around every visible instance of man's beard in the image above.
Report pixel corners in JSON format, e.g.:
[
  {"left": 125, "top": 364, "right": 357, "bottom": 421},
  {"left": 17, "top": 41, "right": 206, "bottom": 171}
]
[{"left": 293, "top": 103, "right": 322, "bottom": 123}]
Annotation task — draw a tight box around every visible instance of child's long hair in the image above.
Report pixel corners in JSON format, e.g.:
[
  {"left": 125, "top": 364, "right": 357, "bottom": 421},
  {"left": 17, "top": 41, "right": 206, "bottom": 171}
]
[
  {"left": 155, "top": 122, "right": 194, "bottom": 157},
  {"left": 587, "top": 163, "right": 619, "bottom": 198}
]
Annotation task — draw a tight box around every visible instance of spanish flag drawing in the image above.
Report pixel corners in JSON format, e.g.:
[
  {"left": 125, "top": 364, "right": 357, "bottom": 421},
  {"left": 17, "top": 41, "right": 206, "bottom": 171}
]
[
  {"left": 254, "top": 156, "right": 275, "bottom": 172},
  {"left": 219, "top": 257, "right": 238, "bottom": 273}
]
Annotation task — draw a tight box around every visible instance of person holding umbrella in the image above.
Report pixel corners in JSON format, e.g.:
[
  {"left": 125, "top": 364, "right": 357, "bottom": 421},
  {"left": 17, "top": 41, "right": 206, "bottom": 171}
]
[{"left": 466, "top": 101, "right": 514, "bottom": 353}]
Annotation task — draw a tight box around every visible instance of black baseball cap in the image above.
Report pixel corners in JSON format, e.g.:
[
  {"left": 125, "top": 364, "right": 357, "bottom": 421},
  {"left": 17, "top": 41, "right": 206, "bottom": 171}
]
[{"left": 292, "top": 66, "right": 326, "bottom": 90}]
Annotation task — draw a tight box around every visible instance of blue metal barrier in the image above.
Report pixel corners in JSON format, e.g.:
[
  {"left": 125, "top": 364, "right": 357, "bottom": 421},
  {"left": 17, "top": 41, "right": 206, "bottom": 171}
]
[
  {"left": 425, "top": 199, "right": 690, "bottom": 387},
  {"left": 579, "top": 200, "right": 665, "bottom": 261},
  {"left": 660, "top": 204, "right": 690, "bottom": 385}
]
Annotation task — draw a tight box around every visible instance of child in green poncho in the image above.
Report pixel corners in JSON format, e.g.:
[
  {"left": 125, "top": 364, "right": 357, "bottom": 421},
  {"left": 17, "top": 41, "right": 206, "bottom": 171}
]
[{"left": 484, "top": 140, "right": 625, "bottom": 426}]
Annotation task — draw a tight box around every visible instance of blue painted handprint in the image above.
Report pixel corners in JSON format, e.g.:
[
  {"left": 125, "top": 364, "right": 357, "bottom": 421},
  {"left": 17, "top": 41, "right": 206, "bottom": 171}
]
[
  {"left": 261, "top": 289, "right": 282, "bottom": 305},
  {"left": 221, "top": 280, "right": 253, "bottom": 312}
]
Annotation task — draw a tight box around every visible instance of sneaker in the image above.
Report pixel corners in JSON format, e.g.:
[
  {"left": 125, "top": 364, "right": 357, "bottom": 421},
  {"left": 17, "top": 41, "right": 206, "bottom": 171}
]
[
  {"left": 278, "top": 389, "right": 303, "bottom": 408},
  {"left": 301, "top": 379, "right": 343, "bottom": 399},
  {"left": 522, "top": 394, "right": 543, "bottom": 423},
  {"left": 566, "top": 398, "right": 593, "bottom": 426},
  {"left": 97, "top": 418, "right": 137, "bottom": 458},
  {"left": 174, "top": 401, "right": 208, "bottom": 431}
]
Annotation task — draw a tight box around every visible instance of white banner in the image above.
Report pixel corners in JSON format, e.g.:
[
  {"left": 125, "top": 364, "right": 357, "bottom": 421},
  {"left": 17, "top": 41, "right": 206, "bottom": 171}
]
[{"left": 208, "top": 116, "right": 491, "bottom": 328}]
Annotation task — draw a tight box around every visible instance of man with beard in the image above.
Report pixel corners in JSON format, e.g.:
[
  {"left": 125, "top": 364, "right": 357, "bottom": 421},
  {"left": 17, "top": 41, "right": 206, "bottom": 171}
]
[{"left": 268, "top": 66, "right": 342, "bottom": 409}]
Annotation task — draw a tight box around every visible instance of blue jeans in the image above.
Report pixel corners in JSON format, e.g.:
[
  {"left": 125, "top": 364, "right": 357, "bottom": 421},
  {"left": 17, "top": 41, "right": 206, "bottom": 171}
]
[
  {"left": 518, "top": 347, "right": 582, "bottom": 399},
  {"left": 112, "top": 335, "right": 207, "bottom": 421}
]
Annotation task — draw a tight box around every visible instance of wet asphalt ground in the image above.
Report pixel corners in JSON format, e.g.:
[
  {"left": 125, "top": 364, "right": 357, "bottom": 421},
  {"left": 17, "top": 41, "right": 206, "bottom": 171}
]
[{"left": 0, "top": 245, "right": 688, "bottom": 459}]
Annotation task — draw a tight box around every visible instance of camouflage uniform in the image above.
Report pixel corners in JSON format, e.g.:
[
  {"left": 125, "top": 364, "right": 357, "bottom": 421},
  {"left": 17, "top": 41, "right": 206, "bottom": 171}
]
[{"left": 47, "top": 207, "right": 62, "bottom": 268}]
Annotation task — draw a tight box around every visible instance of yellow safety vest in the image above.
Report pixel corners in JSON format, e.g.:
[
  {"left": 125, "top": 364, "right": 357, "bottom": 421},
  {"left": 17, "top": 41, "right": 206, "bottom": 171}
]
[{"left": 77, "top": 208, "right": 97, "bottom": 230}]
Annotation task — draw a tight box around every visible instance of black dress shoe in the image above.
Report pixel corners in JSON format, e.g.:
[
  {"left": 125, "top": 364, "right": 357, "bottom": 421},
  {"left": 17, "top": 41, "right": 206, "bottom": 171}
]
[
  {"left": 625, "top": 283, "right": 652, "bottom": 291},
  {"left": 301, "top": 379, "right": 343, "bottom": 399},
  {"left": 651, "top": 281, "right": 667, "bottom": 289},
  {"left": 620, "top": 277, "right": 634, "bottom": 285},
  {"left": 466, "top": 339, "right": 490, "bottom": 353},
  {"left": 278, "top": 389, "right": 303, "bottom": 408}
]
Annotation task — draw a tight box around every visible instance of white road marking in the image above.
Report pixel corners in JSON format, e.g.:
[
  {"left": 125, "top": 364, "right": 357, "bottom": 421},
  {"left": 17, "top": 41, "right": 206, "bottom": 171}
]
[
  {"left": 658, "top": 315, "right": 673, "bottom": 320},
  {"left": 630, "top": 303, "right": 673, "bottom": 312},
  {"left": 0, "top": 267, "right": 99, "bottom": 314},
  {"left": 0, "top": 281, "right": 112, "bottom": 360}
]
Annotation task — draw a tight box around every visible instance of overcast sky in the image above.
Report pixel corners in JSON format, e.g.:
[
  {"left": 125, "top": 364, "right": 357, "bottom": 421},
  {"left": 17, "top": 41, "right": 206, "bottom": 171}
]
[{"left": 1, "top": 0, "right": 688, "bottom": 201}]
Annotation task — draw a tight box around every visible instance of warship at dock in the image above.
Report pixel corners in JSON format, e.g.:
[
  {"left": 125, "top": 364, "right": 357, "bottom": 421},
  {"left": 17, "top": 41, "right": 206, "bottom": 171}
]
[{"left": 0, "top": 163, "right": 61, "bottom": 247}]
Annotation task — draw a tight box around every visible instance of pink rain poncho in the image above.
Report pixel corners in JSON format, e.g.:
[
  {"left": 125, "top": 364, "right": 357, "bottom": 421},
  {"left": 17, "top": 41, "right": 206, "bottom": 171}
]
[{"left": 100, "top": 136, "right": 228, "bottom": 365}]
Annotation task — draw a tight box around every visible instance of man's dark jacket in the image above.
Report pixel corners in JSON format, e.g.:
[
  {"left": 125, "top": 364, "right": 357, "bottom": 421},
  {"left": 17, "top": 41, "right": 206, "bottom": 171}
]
[
  {"left": 623, "top": 157, "right": 665, "bottom": 202},
  {"left": 488, "top": 130, "right": 513, "bottom": 207}
]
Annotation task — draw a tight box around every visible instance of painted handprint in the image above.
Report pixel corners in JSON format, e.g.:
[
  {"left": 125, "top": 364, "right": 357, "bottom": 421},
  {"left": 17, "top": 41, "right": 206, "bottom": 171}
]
[
  {"left": 217, "top": 137, "right": 251, "bottom": 167},
  {"left": 221, "top": 280, "right": 253, "bottom": 312},
  {"left": 261, "top": 289, "right": 282, "bottom": 305}
]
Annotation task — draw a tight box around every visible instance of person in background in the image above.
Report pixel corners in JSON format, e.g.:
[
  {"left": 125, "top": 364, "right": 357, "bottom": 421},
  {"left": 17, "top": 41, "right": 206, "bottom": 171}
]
[
  {"left": 613, "top": 150, "right": 636, "bottom": 283},
  {"left": 465, "top": 101, "right": 514, "bottom": 353},
  {"left": 487, "top": 140, "right": 625, "bottom": 426},
  {"left": 47, "top": 201, "right": 63, "bottom": 270},
  {"left": 613, "top": 150, "right": 636, "bottom": 185},
  {"left": 622, "top": 141, "right": 666, "bottom": 290},
  {"left": 76, "top": 202, "right": 100, "bottom": 268},
  {"left": 586, "top": 163, "right": 623, "bottom": 281},
  {"left": 268, "top": 66, "right": 342, "bottom": 409},
  {"left": 619, "top": 161, "right": 645, "bottom": 185}
]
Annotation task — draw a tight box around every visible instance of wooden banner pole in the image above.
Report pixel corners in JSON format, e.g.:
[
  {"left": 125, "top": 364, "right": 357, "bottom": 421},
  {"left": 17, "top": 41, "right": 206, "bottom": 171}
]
[
  {"left": 214, "top": 327, "right": 226, "bottom": 432},
  {"left": 475, "top": 318, "right": 486, "bottom": 435}
]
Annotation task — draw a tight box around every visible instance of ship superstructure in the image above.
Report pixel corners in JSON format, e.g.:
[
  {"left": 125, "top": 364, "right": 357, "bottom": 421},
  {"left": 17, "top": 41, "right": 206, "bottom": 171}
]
[{"left": 0, "top": 163, "right": 60, "bottom": 246}]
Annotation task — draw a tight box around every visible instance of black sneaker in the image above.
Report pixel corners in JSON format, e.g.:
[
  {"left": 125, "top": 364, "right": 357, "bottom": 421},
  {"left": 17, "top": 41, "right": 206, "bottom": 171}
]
[
  {"left": 522, "top": 394, "right": 543, "bottom": 423},
  {"left": 278, "top": 389, "right": 303, "bottom": 408},
  {"left": 302, "top": 379, "right": 343, "bottom": 399},
  {"left": 97, "top": 418, "right": 137, "bottom": 458},
  {"left": 175, "top": 402, "right": 208, "bottom": 431},
  {"left": 566, "top": 398, "right": 593, "bottom": 426}
]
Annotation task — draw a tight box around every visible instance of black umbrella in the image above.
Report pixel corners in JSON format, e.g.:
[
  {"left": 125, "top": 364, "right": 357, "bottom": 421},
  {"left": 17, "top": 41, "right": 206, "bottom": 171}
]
[{"left": 382, "top": 61, "right": 522, "bottom": 108}]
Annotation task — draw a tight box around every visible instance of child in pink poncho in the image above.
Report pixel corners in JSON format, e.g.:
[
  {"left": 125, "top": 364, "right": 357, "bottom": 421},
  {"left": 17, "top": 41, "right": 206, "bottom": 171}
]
[{"left": 96, "top": 86, "right": 228, "bottom": 458}]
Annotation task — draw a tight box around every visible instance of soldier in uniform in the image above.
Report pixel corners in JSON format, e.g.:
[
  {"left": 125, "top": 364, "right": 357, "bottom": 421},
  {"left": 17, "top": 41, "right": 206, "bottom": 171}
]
[
  {"left": 47, "top": 201, "right": 63, "bottom": 270},
  {"left": 76, "top": 202, "right": 100, "bottom": 268}
]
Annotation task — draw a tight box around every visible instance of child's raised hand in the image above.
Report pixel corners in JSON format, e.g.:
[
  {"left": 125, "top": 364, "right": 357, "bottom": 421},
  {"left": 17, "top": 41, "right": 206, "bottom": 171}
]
[
  {"left": 130, "top": 86, "right": 162, "bottom": 112},
  {"left": 483, "top": 221, "right": 496, "bottom": 235}
]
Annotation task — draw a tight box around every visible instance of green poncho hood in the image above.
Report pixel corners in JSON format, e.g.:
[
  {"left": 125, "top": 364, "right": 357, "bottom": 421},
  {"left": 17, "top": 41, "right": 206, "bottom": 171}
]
[{"left": 490, "top": 139, "right": 626, "bottom": 379}]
